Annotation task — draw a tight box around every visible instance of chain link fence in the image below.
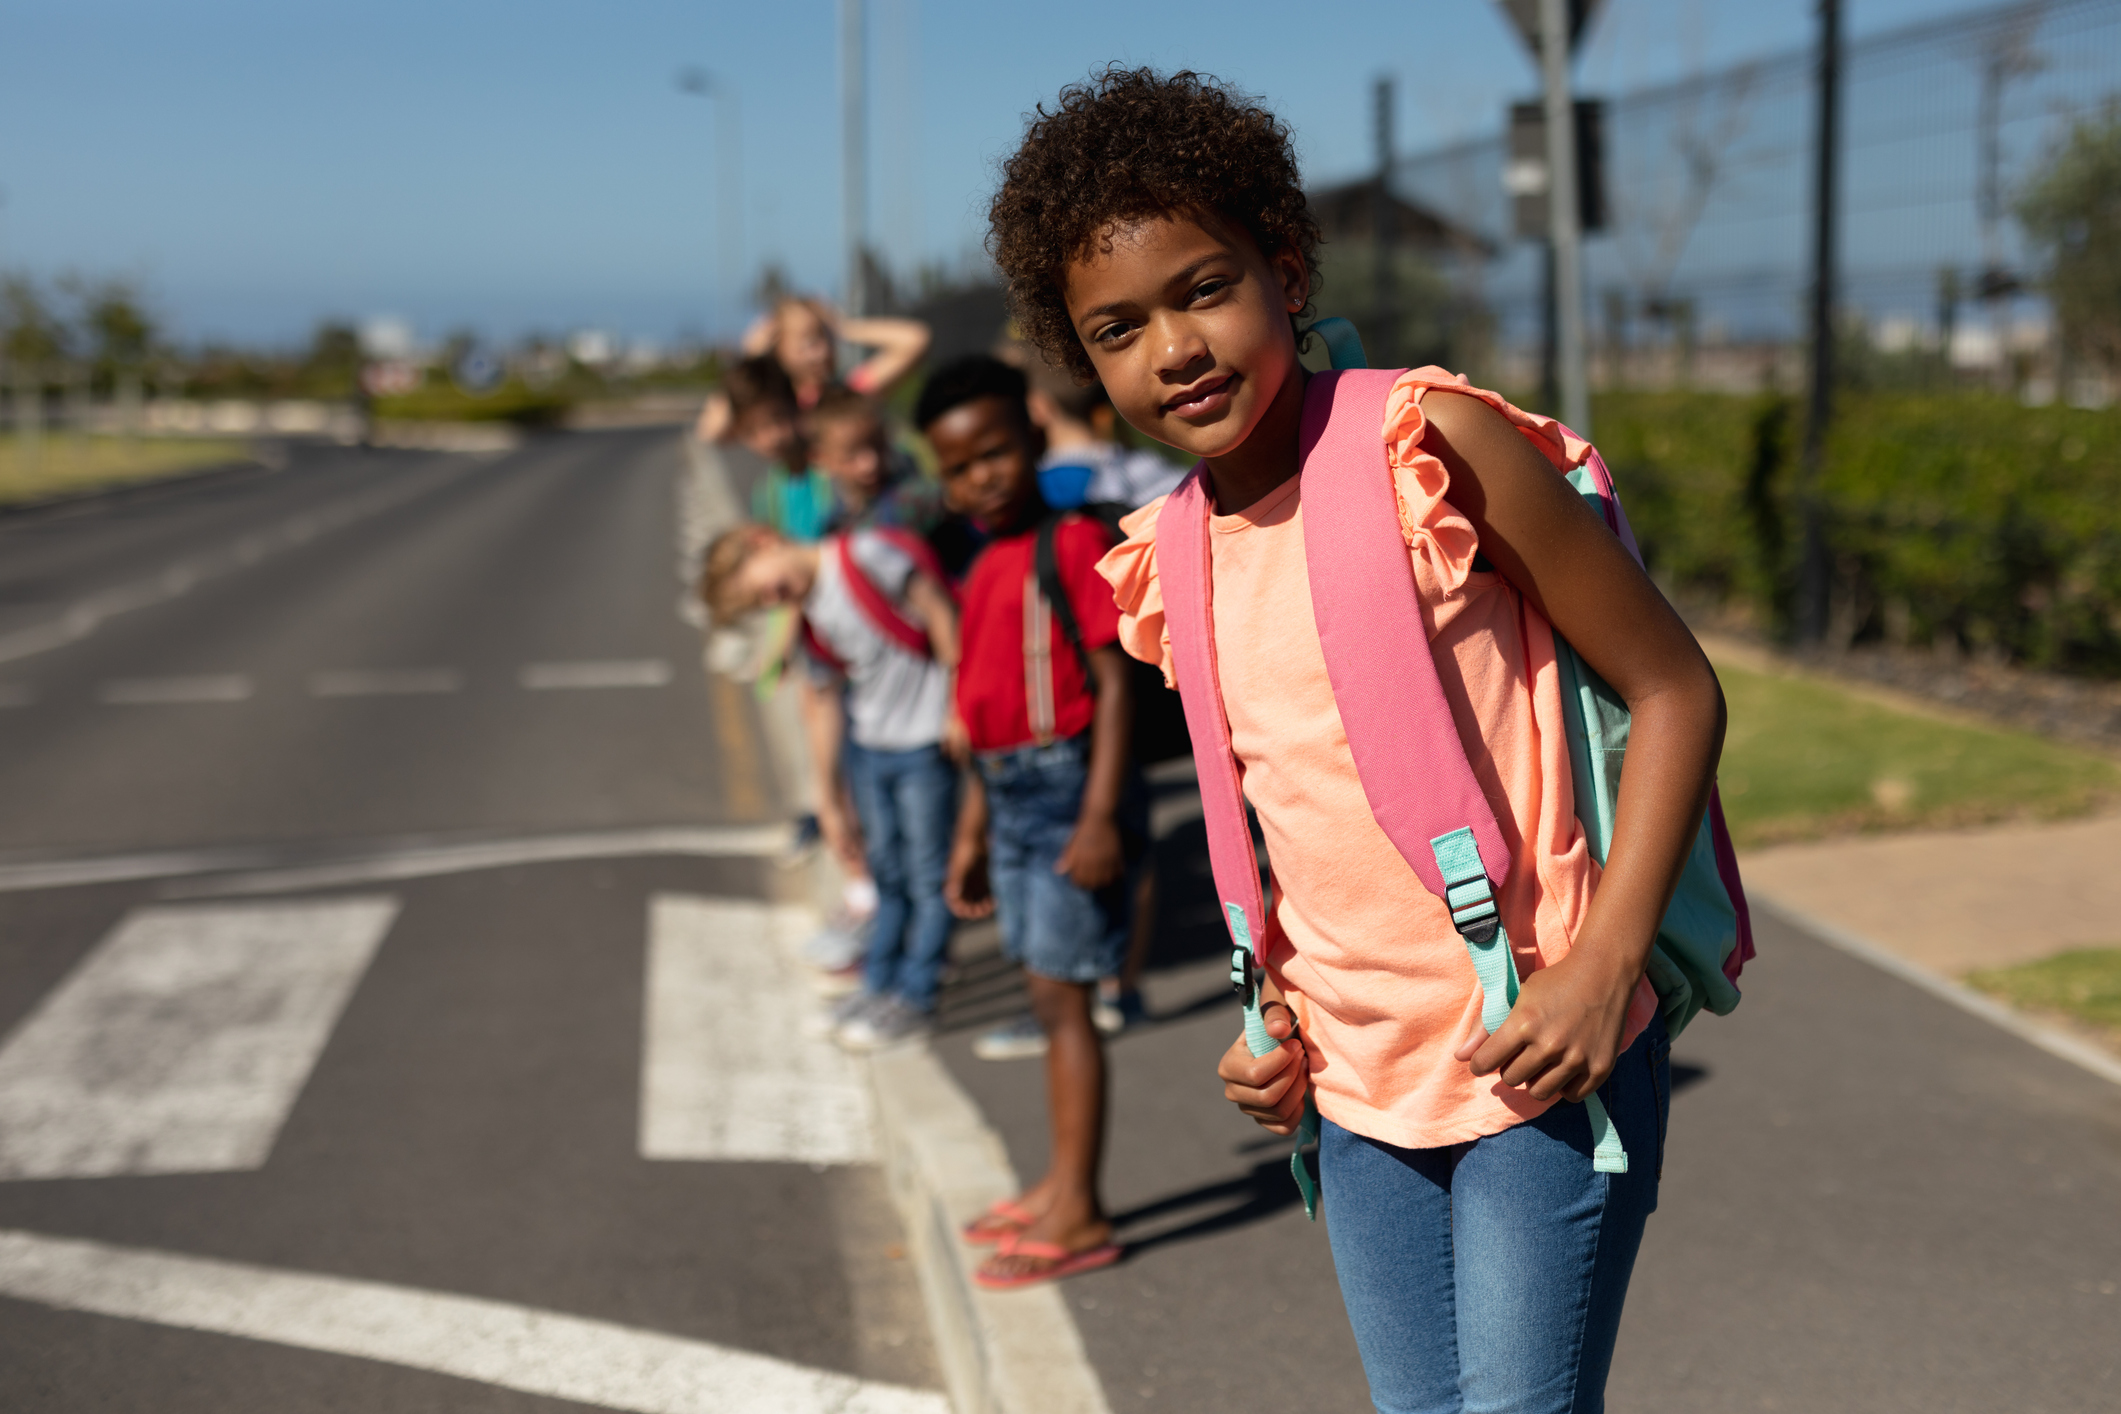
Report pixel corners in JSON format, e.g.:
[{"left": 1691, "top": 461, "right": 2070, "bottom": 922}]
[{"left": 1389, "top": 0, "right": 2121, "bottom": 397}]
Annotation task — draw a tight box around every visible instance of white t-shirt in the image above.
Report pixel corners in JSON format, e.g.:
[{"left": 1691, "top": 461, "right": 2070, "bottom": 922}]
[
  {"left": 802, "top": 531, "right": 951, "bottom": 752},
  {"left": 1040, "top": 441, "right": 1187, "bottom": 509}
]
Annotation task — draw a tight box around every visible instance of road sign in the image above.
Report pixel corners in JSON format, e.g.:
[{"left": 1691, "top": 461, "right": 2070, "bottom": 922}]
[{"left": 1506, "top": 99, "right": 1606, "bottom": 239}]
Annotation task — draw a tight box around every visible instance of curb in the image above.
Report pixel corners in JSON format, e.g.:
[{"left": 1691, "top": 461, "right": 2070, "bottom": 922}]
[
  {"left": 868, "top": 1047, "right": 1114, "bottom": 1414},
  {"left": 682, "top": 431, "right": 1114, "bottom": 1414}
]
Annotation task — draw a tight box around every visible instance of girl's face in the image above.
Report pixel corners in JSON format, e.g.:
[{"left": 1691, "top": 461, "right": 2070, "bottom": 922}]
[
  {"left": 775, "top": 303, "right": 836, "bottom": 386},
  {"left": 1061, "top": 212, "right": 1308, "bottom": 462},
  {"left": 733, "top": 537, "right": 814, "bottom": 609}
]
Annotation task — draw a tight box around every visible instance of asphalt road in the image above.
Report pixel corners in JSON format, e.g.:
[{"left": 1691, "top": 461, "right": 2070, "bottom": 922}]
[
  {"left": 938, "top": 779, "right": 2121, "bottom": 1414},
  {"left": 0, "top": 433, "right": 939, "bottom": 1411}
]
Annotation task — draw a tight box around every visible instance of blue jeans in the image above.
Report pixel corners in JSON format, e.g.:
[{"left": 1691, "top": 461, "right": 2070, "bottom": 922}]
[
  {"left": 1320, "top": 1016, "right": 1671, "bottom": 1414},
  {"left": 845, "top": 742, "right": 958, "bottom": 1012},
  {"left": 976, "top": 735, "right": 1141, "bottom": 983}
]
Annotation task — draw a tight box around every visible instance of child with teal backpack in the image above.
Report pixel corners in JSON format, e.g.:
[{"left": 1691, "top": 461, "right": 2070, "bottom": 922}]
[{"left": 987, "top": 67, "right": 1752, "bottom": 1411}]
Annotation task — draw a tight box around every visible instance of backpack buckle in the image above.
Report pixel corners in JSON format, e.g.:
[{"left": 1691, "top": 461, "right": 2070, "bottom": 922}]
[{"left": 1230, "top": 945, "right": 1254, "bottom": 998}]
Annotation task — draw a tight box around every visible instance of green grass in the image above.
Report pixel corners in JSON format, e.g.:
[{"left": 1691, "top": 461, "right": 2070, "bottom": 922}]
[
  {"left": 0, "top": 434, "right": 251, "bottom": 507},
  {"left": 1968, "top": 948, "right": 2121, "bottom": 1038},
  {"left": 1714, "top": 662, "right": 2119, "bottom": 847}
]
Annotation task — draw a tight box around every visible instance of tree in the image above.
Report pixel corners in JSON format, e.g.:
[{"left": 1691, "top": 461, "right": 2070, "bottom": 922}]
[
  {"left": 0, "top": 275, "right": 70, "bottom": 369},
  {"left": 69, "top": 277, "right": 157, "bottom": 380},
  {"left": 2018, "top": 101, "right": 2121, "bottom": 369}
]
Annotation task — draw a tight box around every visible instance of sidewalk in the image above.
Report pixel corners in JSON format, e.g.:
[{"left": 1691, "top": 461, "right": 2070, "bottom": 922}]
[{"left": 1740, "top": 810, "right": 2121, "bottom": 975}]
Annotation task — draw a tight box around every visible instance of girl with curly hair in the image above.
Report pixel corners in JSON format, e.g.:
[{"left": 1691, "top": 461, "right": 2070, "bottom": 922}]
[{"left": 987, "top": 67, "right": 1728, "bottom": 1413}]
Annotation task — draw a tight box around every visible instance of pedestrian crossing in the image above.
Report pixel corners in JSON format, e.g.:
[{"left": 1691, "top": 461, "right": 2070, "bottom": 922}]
[
  {"left": 0, "top": 879, "right": 911, "bottom": 1411},
  {"left": 0, "top": 897, "right": 397, "bottom": 1179},
  {"left": 0, "top": 885, "right": 840, "bottom": 1178},
  {"left": 640, "top": 895, "right": 875, "bottom": 1165}
]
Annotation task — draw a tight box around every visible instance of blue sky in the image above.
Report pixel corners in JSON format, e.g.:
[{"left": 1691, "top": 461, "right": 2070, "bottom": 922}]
[{"left": 0, "top": 0, "right": 1966, "bottom": 347}]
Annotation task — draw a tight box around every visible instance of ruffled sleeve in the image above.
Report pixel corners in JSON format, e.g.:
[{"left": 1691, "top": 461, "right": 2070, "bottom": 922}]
[
  {"left": 1381, "top": 366, "right": 1594, "bottom": 598},
  {"left": 1094, "top": 494, "right": 1177, "bottom": 688}
]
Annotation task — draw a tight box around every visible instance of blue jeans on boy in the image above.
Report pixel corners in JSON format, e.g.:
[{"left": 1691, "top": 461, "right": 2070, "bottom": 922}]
[
  {"left": 1320, "top": 1015, "right": 1671, "bottom": 1414},
  {"left": 845, "top": 741, "right": 958, "bottom": 1012},
  {"left": 975, "top": 734, "right": 1141, "bottom": 983}
]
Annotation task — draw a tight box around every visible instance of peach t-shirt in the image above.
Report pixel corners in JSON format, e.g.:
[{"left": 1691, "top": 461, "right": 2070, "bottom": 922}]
[{"left": 1098, "top": 369, "right": 1657, "bottom": 1150}]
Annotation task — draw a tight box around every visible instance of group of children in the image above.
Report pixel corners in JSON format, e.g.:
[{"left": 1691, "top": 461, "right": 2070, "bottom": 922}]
[
  {"left": 701, "top": 63, "right": 1735, "bottom": 1412},
  {"left": 704, "top": 344, "right": 1153, "bottom": 1287}
]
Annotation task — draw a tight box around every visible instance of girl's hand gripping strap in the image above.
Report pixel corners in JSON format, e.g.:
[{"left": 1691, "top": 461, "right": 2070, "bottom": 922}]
[
  {"left": 1431, "top": 826, "right": 1628, "bottom": 1175},
  {"left": 1227, "top": 904, "right": 1321, "bottom": 1220}
]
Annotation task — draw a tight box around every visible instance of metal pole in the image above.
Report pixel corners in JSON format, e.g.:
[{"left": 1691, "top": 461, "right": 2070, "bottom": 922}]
[
  {"left": 1539, "top": 0, "right": 1590, "bottom": 435},
  {"left": 1374, "top": 76, "right": 1397, "bottom": 369},
  {"left": 718, "top": 87, "right": 744, "bottom": 331},
  {"left": 840, "top": 0, "right": 868, "bottom": 316},
  {"left": 1796, "top": 0, "right": 1841, "bottom": 646}
]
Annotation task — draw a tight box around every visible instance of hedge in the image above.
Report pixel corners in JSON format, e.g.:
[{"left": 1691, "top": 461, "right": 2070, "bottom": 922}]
[{"left": 1595, "top": 390, "right": 2121, "bottom": 676}]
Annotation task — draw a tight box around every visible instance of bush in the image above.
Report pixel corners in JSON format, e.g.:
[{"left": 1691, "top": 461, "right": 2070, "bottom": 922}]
[{"left": 1597, "top": 389, "right": 2121, "bottom": 675}]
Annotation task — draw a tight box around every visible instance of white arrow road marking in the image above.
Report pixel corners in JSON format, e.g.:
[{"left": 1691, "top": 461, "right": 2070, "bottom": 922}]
[
  {"left": 98, "top": 673, "right": 253, "bottom": 704},
  {"left": 0, "top": 1229, "right": 948, "bottom": 1414},
  {"left": 0, "top": 897, "right": 397, "bottom": 1179},
  {"left": 642, "top": 896, "right": 875, "bottom": 1165},
  {"left": 521, "top": 659, "right": 673, "bottom": 690}
]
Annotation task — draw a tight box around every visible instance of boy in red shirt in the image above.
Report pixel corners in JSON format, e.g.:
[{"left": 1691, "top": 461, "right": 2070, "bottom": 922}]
[{"left": 920, "top": 356, "right": 1140, "bottom": 1290}]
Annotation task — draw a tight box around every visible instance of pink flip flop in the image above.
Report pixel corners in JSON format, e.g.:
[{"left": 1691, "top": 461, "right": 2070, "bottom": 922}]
[
  {"left": 961, "top": 1198, "right": 1039, "bottom": 1246},
  {"left": 972, "top": 1234, "right": 1125, "bottom": 1290}
]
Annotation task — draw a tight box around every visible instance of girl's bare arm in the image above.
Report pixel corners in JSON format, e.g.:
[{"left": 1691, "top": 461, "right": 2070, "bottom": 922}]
[{"left": 1419, "top": 389, "right": 1727, "bottom": 1103}]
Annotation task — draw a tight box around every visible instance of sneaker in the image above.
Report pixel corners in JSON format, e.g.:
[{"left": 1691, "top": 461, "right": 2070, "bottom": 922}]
[
  {"left": 804, "top": 989, "right": 882, "bottom": 1040},
  {"left": 1093, "top": 988, "right": 1148, "bottom": 1036},
  {"left": 836, "top": 995, "right": 932, "bottom": 1051},
  {"left": 972, "top": 1012, "right": 1049, "bottom": 1061},
  {"left": 801, "top": 919, "right": 868, "bottom": 973}
]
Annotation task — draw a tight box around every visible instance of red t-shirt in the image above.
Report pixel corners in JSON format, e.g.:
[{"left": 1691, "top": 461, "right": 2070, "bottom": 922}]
[{"left": 957, "top": 515, "right": 1121, "bottom": 753}]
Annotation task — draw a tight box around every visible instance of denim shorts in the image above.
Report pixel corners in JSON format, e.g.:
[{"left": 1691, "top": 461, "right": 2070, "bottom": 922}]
[{"left": 975, "top": 734, "right": 1144, "bottom": 984}]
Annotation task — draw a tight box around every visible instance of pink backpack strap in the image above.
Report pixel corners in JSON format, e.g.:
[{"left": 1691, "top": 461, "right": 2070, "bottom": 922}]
[
  {"left": 1154, "top": 467, "right": 1268, "bottom": 962},
  {"left": 1300, "top": 369, "right": 1513, "bottom": 900},
  {"left": 833, "top": 531, "right": 934, "bottom": 658}
]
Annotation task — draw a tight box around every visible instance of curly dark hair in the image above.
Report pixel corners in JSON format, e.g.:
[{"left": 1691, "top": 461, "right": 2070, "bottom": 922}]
[
  {"left": 987, "top": 66, "right": 1322, "bottom": 382},
  {"left": 913, "top": 354, "right": 1028, "bottom": 431}
]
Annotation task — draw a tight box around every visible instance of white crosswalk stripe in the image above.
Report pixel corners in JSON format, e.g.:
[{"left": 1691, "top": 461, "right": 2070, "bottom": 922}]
[
  {"left": 0, "top": 896, "right": 397, "bottom": 1179},
  {"left": 0, "top": 1229, "right": 947, "bottom": 1414},
  {"left": 641, "top": 895, "right": 875, "bottom": 1165}
]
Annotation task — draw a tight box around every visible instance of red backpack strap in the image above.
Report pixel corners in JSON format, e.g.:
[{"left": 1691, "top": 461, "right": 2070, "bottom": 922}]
[
  {"left": 833, "top": 532, "right": 934, "bottom": 658},
  {"left": 798, "top": 615, "right": 847, "bottom": 676},
  {"left": 1299, "top": 369, "right": 1513, "bottom": 901}
]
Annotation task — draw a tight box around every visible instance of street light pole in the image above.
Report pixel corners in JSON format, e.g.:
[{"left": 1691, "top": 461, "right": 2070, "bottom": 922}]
[
  {"left": 840, "top": 0, "right": 868, "bottom": 316},
  {"left": 1796, "top": 0, "right": 1842, "bottom": 646},
  {"left": 677, "top": 69, "right": 745, "bottom": 339},
  {"left": 1539, "top": 0, "right": 1591, "bottom": 435}
]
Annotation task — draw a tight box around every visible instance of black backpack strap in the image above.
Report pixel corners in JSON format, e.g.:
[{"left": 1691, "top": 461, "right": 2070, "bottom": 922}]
[{"left": 1035, "top": 513, "right": 1092, "bottom": 677}]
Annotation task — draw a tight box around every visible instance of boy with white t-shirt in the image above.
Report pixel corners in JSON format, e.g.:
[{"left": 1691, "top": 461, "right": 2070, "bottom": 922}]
[{"left": 703, "top": 522, "right": 964, "bottom": 1049}]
